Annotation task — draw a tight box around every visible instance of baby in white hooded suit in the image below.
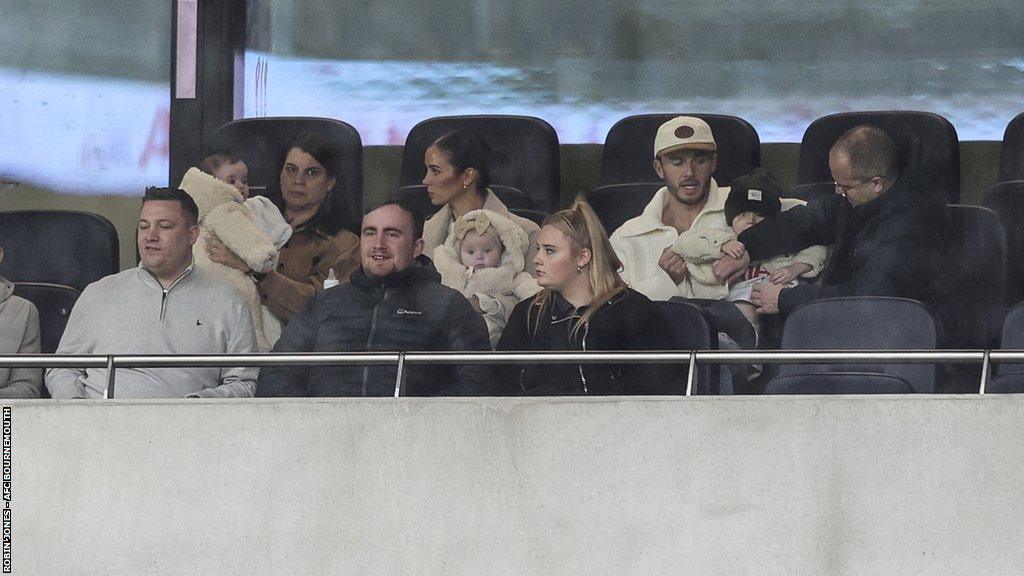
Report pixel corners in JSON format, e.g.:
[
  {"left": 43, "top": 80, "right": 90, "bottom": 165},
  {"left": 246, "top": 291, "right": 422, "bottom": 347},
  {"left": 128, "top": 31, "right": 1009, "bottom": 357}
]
[{"left": 433, "top": 209, "right": 540, "bottom": 348}]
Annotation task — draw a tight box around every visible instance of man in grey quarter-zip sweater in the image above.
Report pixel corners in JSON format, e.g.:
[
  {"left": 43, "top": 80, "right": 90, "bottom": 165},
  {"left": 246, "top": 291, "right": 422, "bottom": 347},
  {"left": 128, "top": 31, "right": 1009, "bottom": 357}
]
[
  {"left": 46, "top": 188, "right": 258, "bottom": 399},
  {"left": 256, "top": 200, "right": 492, "bottom": 397}
]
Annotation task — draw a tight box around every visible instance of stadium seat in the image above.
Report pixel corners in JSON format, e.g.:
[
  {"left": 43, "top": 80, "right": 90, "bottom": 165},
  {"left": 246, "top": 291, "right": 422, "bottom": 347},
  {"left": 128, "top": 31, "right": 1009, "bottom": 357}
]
[
  {"left": 0, "top": 211, "right": 118, "bottom": 291},
  {"left": 398, "top": 115, "right": 561, "bottom": 213},
  {"left": 796, "top": 111, "right": 960, "bottom": 204},
  {"left": 654, "top": 300, "right": 720, "bottom": 395},
  {"left": 998, "top": 112, "right": 1024, "bottom": 182},
  {"left": 934, "top": 204, "right": 1006, "bottom": 350},
  {"left": 773, "top": 296, "right": 938, "bottom": 393},
  {"left": 599, "top": 114, "right": 761, "bottom": 187},
  {"left": 394, "top": 184, "right": 536, "bottom": 219},
  {"left": 983, "top": 180, "right": 1024, "bottom": 305},
  {"left": 788, "top": 182, "right": 834, "bottom": 203},
  {"left": 765, "top": 372, "right": 915, "bottom": 395},
  {"left": 209, "top": 117, "right": 364, "bottom": 229},
  {"left": 12, "top": 282, "right": 80, "bottom": 354},
  {"left": 585, "top": 183, "right": 662, "bottom": 236},
  {"left": 509, "top": 208, "right": 549, "bottom": 227},
  {"left": 988, "top": 302, "right": 1024, "bottom": 393}
]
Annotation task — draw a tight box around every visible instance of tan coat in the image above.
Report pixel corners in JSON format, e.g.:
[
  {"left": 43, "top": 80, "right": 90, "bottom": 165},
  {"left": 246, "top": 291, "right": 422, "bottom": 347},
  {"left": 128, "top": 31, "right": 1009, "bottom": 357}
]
[{"left": 256, "top": 224, "right": 361, "bottom": 322}]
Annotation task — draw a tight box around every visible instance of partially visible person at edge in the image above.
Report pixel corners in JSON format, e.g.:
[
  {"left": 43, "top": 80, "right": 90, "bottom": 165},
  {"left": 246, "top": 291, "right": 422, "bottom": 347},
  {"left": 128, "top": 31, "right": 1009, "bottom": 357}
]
[
  {"left": 204, "top": 132, "right": 360, "bottom": 323},
  {"left": 46, "top": 187, "right": 258, "bottom": 399},
  {"left": 609, "top": 116, "right": 730, "bottom": 300},
  {"left": 0, "top": 242, "right": 42, "bottom": 398},
  {"left": 256, "top": 199, "right": 493, "bottom": 397},
  {"left": 496, "top": 200, "right": 677, "bottom": 395},
  {"left": 712, "top": 124, "right": 946, "bottom": 316},
  {"left": 421, "top": 128, "right": 540, "bottom": 274}
]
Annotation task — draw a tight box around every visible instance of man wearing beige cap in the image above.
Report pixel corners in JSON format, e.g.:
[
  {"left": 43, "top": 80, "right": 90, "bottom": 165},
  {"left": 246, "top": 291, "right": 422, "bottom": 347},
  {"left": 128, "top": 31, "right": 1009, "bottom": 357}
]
[{"left": 610, "top": 116, "right": 731, "bottom": 300}]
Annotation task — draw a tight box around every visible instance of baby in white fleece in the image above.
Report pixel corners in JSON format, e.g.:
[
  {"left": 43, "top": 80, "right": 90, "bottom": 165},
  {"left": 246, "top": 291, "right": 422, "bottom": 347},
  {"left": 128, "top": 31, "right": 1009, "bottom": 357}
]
[
  {"left": 199, "top": 153, "right": 292, "bottom": 250},
  {"left": 432, "top": 209, "right": 540, "bottom": 348}
]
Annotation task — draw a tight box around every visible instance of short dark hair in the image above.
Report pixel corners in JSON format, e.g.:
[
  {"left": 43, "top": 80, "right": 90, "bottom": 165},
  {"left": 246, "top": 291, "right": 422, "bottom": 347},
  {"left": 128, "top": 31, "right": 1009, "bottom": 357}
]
[
  {"left": 432, "top": 129, "right": 494, "bottom": 192},
  {"left": 831, "top": 125, "right": 899, "bottom": 180},
  {"left": 364, "top": 198, "right": 425, "bottom": 240},
  {"left": 142, "top": 187, "right": 199, "bottom": 226}
]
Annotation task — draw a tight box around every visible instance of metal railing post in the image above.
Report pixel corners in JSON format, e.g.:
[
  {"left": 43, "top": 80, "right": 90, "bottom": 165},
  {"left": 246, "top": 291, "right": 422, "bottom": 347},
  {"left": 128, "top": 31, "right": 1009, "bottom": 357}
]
[
  {"left": 393, "top": 352, "right": 406, "bottom": 398},
  {"left": 104, "top": 355, "right": 116, "bottom": 399},
  {"left": 979, "top": 350, "right": 991, "bottom": 394},
  {"left": 685, "top": 351, "right": 697, "bottom": 396}
]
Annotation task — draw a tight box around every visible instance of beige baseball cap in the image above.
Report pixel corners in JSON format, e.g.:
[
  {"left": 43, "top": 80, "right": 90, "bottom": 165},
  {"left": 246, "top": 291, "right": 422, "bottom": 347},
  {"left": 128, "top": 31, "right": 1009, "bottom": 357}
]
[{"left": 654, "top": 116, "right": 717, "bottom": 158}]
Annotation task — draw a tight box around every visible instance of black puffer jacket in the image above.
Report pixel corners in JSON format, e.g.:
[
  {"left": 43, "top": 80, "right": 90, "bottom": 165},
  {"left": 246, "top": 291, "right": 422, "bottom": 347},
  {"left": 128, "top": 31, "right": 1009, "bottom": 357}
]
[
  {"left": 495, "top": 289, "right": 678, "bottom": 395},
  {"left": 739, "top": 176, "right": 946, "bottom": 313},
  {"left": 257, "top": 258, "right": 492, "bottom": 397}
]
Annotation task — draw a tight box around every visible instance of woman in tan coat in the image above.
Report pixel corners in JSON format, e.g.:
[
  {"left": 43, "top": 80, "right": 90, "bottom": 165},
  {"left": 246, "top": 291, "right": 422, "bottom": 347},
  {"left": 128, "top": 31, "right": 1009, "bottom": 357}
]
[{"left": 206, "top": 132, "right": 360, "bottom": 323}]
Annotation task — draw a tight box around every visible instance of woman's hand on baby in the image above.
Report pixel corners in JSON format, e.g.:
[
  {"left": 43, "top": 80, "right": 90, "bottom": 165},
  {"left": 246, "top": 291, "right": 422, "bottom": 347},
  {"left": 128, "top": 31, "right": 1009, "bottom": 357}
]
[
  {"left": 769, "top": 262, "right": 812, "bottom": 284},
  {"left": 206, "top": 233, "right": 249, "bottom": 273},
  {"left": 720, "top": 240, "right": 747, "bottom": 259}
]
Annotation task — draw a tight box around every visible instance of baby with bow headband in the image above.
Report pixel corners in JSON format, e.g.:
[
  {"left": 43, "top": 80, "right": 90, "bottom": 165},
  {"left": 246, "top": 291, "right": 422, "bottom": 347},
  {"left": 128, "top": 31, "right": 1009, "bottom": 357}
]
[{"left": 433, "top": 209, "right": 541, "bottom": 348}]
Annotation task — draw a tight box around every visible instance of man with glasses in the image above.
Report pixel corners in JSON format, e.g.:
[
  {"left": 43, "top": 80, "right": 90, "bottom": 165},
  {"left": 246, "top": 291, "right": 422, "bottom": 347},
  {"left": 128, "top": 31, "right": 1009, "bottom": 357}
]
[{"left": 712, "top": 124, "right": 945, "bottom": 316}]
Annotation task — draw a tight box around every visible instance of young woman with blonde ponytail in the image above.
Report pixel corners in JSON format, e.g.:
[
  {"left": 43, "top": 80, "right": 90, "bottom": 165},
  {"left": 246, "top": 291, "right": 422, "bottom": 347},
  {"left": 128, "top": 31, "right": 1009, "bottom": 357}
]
[{"left": 496, "top": 200, "right": 676, "bottom": 395}]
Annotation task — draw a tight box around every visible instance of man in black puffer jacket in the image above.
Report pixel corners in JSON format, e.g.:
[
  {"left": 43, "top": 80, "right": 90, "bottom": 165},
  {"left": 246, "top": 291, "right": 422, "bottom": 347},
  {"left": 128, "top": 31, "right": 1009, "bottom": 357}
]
[{"left": 256, "top": 200, "right": 492, "bottom": 397}]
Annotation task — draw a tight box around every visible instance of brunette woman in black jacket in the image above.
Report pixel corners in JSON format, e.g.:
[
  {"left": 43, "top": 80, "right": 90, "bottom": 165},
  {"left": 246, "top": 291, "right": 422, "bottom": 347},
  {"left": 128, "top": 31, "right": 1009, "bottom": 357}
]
[{"left": 496, "top": 201, "right": 677, "bottom": 395}]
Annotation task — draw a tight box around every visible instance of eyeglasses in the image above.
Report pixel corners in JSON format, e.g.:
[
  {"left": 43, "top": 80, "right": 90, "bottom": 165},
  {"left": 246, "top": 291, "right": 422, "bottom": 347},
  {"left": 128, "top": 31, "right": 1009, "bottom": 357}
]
[{"left": 833, "top": 176, "right": 881, "bottom": 196}]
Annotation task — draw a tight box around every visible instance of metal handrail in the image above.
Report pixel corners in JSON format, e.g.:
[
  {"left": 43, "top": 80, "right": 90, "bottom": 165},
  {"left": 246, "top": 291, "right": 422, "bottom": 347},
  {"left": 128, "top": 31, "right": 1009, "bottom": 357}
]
[{"left": 4, "top": 349, "right": 1022, "bottom": 397}]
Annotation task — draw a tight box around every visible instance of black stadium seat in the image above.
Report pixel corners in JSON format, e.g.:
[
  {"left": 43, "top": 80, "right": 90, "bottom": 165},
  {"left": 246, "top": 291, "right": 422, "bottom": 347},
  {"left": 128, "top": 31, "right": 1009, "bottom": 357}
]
[
  {"left": 654, "top": 300, "right": 720, "bottom": 395},
  {"left": 509, "top": 208, "right": 549, "bottom": 227},
  {"left": 11, "top": 282, "right": 79, "bottom": 354},
  {"left": 209, "top": 117, "right": 364, "bottom": 229},
  {"left": 772, "top": 297, "right": 938, "bottom": 393},
  {"left": 0, "top": 210, "right": 118, "bottom": 291},
  {"left": 797, "top": 111, "right": 960, "bottom": 204},
  {"left": 788, "top": 182, "right": 834, "bottom": 203},
  {"left": 599, "top": 113, "right": 761, "bottom": 188},
  {"left": 988, "top": 302, "right": 1024, "bottom": 393},
  {"left": 935, "top": 204, "right": 1006, "bottom": 350},
  {"left": 983, "top": 180, "right": 1024, "bottom": 305},
  {"left": 585, "top": 183, "right": 662, "bottom": 237},
  {"left": 998, "top": 112, "right": 1024, "bottom": 182},
  {"left": 765, "top": 373, "right": 915, "bottom": 395},
  {"left": 399, "top": 115, "right": 561, "bottom": 213},
  {"left": 394, "top": 184, "right": 536, "bottom": 220}
]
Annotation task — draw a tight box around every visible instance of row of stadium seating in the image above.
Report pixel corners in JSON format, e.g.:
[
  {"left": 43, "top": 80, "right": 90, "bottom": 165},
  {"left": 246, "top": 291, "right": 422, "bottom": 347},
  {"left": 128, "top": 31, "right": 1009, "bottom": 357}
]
[{"left": 210, "top": 111, "right": 1024, "bottom": 214}]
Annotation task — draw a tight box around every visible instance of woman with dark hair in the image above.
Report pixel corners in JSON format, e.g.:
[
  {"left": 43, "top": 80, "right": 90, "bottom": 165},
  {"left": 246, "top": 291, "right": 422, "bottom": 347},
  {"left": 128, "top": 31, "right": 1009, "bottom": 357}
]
[
  {"left": 206, "top": 131, "right": 360, "bottom": 323},
  {"left": 421, "top": 129, "right": 540, "bottom": 273},
  {"left": 496, "top": 200, "right": 675, "bottom": 395}
]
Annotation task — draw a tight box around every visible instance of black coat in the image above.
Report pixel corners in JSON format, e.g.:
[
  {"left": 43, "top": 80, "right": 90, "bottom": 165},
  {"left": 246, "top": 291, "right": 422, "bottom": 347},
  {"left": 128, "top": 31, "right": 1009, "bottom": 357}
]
[
  {"left": 256, "top": 258, "right": 492, "bottom": 397},
  {"left": 738, "top": 177, "right": 946, "bottom": 313},
  {"left": 495, "top": 288, "right": 678, "bottom": 395}
]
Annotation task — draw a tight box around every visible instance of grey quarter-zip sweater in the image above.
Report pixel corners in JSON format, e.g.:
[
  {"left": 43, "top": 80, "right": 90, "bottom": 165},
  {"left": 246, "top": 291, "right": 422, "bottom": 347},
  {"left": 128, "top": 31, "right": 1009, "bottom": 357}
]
[
  {"left": 0, "top": 277, "right": 42, "bottom": 398},
  {"left": 46, "top": 264, "right": 258, "bottom": 399}
]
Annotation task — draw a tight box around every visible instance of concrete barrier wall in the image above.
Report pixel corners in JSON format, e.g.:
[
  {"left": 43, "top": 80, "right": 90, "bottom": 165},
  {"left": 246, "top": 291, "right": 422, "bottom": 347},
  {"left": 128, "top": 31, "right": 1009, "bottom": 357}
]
[{"left": 6, "top": 395, "right": 1024, "bottom": 575}]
